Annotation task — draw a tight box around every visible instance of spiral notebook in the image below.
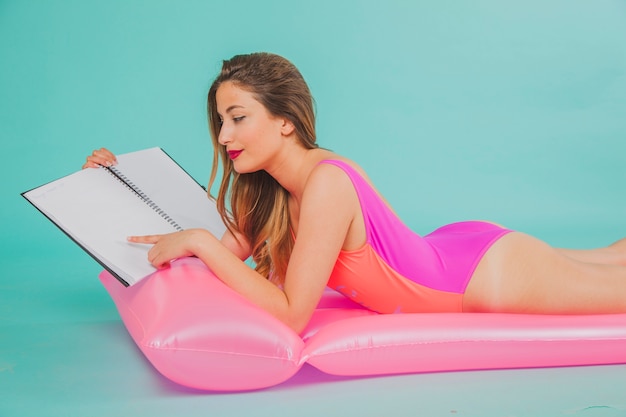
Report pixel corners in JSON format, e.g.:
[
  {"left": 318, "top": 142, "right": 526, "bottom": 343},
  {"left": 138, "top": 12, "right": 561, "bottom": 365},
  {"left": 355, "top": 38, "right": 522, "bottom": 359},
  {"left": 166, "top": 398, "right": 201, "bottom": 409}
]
[{"left": 22, "top": 147, "right": 226, "bottom": 286}]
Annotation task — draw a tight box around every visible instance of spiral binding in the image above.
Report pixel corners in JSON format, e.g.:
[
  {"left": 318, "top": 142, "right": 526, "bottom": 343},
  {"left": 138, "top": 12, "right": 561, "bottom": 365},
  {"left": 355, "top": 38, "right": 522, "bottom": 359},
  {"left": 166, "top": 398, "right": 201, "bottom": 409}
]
[{"left": 104, "top": 166, "right": 183, "bottom": 232}]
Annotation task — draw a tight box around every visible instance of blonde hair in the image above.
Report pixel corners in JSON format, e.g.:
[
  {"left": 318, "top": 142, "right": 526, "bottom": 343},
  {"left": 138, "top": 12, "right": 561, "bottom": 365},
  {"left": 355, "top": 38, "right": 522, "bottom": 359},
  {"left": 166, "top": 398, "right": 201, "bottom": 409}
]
[{"left": 207, "top": 53, "right": 317, "bottom": 284}]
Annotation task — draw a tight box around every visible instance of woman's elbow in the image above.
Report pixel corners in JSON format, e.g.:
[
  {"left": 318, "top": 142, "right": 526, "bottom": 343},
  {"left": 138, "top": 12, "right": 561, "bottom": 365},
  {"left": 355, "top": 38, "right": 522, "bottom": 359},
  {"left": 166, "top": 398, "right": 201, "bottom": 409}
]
[{"left": 277, "top": 308, "right": 313, "bottom": 335}]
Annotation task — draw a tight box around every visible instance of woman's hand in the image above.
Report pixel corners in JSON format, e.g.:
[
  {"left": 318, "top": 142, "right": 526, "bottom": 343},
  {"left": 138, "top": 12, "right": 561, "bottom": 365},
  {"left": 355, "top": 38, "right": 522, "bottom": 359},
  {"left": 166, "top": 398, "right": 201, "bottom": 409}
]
[
  {"left": 128, "top": 229, "right": 214, "bottom": 269},
  {"left": 83, "top": 147, "right": 118, "bottom": 169}
]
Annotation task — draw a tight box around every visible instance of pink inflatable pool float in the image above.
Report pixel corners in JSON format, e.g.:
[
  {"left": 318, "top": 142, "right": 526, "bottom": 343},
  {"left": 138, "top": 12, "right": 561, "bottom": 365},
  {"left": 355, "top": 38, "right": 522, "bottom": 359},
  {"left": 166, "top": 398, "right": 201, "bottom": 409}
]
[{"left": 99, "top": 258, "right": 626, "bottom": 391}]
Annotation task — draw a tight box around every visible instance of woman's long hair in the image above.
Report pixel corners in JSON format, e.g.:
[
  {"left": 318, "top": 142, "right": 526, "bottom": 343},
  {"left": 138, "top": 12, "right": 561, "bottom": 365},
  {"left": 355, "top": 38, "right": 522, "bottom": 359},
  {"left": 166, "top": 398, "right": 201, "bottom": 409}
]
[{"left": 207, "top": 53, "right": 317, "bottom": 284}]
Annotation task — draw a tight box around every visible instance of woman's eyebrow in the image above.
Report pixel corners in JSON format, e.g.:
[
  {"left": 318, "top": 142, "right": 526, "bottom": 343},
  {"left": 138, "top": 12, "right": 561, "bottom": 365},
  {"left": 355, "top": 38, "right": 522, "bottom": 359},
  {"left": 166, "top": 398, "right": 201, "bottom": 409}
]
[{"left": 225, "top": 105, "right": 244, "bottom": 113}]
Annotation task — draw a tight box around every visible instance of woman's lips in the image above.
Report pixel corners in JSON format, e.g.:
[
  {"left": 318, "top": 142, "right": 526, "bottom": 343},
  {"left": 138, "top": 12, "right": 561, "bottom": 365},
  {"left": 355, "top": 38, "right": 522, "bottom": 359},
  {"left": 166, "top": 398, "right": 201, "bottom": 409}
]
[{"left": 228, "top": 150, "right": 242, "bottom": 160}]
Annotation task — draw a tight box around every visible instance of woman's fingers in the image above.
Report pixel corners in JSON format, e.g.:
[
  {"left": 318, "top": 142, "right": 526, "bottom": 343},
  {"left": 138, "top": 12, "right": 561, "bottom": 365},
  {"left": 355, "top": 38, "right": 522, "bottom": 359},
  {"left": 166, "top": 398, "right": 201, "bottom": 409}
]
[
  {"left": 82, "top": 147, "right": 118, "bottom": 169},
  {"left": 127, "top": 235, "right": 170, "bottom": 268},
  {"left": 127, "top": 235, "right": 161, "bottom": 244}
]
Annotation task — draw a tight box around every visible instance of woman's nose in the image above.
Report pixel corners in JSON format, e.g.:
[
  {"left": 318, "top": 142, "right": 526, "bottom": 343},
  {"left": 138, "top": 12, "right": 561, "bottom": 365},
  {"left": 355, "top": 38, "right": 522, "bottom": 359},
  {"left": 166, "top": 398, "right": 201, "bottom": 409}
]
[{"left": 218, "top": 127, "right": 231, "bottom": 145}]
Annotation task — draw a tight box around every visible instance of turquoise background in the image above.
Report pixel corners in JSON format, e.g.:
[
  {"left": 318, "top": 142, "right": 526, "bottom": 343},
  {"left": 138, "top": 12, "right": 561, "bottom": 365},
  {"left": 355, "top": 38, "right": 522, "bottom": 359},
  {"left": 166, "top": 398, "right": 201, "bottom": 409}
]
[{"left": 2, "top": 1, "right": 626, "bottom": 416}]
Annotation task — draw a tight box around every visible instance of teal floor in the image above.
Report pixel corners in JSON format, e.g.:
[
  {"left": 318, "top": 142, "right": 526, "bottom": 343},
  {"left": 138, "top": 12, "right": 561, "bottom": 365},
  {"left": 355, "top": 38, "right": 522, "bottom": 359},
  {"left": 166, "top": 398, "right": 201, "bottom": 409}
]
[{"left": 2, "top": 250, "right": 626, "bottom": 417}]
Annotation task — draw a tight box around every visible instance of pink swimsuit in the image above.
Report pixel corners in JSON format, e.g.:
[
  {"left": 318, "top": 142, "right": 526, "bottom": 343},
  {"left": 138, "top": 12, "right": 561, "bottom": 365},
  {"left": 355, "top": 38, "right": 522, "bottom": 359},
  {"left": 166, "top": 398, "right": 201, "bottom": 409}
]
[{"left": 322, "top": 160, "right": 513, "bottom": 313}]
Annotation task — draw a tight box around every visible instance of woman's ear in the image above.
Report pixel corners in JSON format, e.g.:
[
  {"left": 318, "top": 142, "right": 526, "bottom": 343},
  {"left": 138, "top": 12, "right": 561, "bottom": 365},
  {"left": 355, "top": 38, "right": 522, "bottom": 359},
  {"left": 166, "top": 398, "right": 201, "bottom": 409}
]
[{"left": 280, "top": 118, "right": 296, "bottom": 136}]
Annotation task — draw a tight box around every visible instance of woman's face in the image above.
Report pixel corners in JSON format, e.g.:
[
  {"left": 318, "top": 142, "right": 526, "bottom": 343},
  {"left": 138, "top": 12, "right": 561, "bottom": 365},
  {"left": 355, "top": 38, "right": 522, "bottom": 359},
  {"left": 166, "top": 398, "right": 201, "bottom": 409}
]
[{"left": 216, "top": 81, "right": 288, "bottom": 173}]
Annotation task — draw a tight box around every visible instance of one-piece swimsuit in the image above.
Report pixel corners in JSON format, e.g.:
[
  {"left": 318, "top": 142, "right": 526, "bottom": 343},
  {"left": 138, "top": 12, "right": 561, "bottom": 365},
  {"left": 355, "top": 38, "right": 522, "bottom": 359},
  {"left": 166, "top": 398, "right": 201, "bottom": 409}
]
[{"left": 321, "top": 159, "right": 513, "bottom": 313}]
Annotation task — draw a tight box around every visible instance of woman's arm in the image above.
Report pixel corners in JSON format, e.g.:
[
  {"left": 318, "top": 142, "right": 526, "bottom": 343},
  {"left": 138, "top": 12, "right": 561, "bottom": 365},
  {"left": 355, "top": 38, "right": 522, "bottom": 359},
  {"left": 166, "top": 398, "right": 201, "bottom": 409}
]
[
  {"left": 130, "top": 163, "right": 360, "bottom": 333},
  {"left": 220, "top": 228, "right": 252, "bottom": 261},
  {"left": 278, "top": 163, "right": 359, "bottom": 330}
]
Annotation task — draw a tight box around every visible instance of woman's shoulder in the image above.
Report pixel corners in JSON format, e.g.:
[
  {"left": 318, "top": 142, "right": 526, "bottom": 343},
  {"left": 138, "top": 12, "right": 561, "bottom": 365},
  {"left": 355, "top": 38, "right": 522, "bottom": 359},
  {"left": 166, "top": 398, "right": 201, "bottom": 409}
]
[
  {"left": 300, "top": 150, "right": 379, "bottom": 212},
  {"left": 307, "top": 149, "right": 395, "bottom": 215},
  {"left": 299, "top": 150, "right": 362, "bottom": 198},
  {"left": 309, "top": 149, "right": 370, "bottom": 181}
]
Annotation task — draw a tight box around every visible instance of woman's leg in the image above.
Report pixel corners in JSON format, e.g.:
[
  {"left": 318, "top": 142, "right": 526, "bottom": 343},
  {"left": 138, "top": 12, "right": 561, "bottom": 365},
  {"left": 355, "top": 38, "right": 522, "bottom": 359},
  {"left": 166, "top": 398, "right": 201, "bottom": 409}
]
[
  {"left": 463, "top": 232, "right": 626, "bottom": 314},
  {"left": 557, "top": 238, "right": 626, "bottom": 266}
]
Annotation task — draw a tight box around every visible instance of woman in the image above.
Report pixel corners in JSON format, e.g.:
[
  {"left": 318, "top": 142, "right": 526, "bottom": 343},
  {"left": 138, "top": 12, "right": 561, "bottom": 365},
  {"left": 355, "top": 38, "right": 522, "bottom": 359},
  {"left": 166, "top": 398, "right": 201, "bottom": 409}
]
[{"left": 85, "top": 52, "right": 626, "bottom": 333}]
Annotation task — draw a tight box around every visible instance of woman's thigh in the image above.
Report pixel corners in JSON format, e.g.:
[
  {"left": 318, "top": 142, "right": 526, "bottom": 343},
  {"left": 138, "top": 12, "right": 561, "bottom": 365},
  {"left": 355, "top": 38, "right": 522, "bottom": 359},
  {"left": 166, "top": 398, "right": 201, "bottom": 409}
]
[
  {"left": 463, "top": 232, "right": 626, "bottom": 314},
  {"left": 557, "top": 239, "right": 626, "bottom": 266}
]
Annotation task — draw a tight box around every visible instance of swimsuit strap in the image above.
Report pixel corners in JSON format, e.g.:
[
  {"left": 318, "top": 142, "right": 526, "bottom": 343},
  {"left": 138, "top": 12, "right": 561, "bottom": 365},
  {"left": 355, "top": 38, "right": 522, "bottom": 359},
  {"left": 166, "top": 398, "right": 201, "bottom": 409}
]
[{"left": 317, "top": 159, "right": 419, "bottom": 262}]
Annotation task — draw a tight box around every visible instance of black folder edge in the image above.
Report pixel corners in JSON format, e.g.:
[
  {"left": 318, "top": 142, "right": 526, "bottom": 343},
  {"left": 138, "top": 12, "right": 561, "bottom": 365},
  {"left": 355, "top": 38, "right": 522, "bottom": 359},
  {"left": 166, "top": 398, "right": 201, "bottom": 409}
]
[{"left": 19, "top": 194, "right": 132, "bottom": 287}]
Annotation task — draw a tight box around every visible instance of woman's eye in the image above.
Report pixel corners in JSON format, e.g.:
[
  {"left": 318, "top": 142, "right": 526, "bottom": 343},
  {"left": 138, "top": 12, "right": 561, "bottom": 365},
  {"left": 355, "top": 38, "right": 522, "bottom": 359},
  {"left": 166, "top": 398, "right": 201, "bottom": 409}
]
[{"left": 233, "top": 116, "right": 245, "bottom": 123}]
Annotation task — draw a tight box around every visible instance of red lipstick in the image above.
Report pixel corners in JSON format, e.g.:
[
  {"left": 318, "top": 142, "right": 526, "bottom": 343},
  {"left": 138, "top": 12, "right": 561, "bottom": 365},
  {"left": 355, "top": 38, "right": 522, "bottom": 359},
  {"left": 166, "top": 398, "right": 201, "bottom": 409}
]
[{"left": 228, "top": 150, "right": 242, "bottom": 160}]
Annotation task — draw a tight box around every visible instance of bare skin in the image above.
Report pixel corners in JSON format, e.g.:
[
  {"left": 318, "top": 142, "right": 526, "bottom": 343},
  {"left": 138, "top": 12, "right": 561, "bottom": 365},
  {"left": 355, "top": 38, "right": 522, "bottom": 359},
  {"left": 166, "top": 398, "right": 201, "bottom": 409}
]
[
  {"left": 464, "top": 233, "right": 626, "bottom": 314},
  {"left": 84, "top": 82, "right": 626, "bottom": 333}
]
